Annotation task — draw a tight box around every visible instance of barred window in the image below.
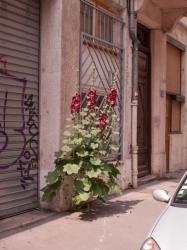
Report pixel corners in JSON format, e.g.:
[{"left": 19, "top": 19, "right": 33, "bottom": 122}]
[
  {"left": 79, "top": 0, "right": 124, "bottom": 159},
  {"left": 80, "top": 1, "right": 114, "bottom": 43}
]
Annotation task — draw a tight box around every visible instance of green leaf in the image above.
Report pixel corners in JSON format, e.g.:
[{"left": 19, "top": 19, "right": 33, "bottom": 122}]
[
  {"left": 74, "top": 178, "right": 91, "bottom": 192},
  {"left": 62, "top": 145, "right": 72, "bottom": 152},
  {"left": 41, "top": 177, "right": 62, "bottom": 202},
  {"left": 90, "top": 129, "right": 99, "bottom": 136},
  {"left": 90, "top": 143, "right": 99, "bottom": 149},
  {"left": 54, "top": 150, "right": 63, "bottom": 158},
  {"left": 99, "top": 150, "right": 107, "bottom": 156},
  {"left": 86, "top": 168, "right": 102, "bottom": 178},
  {"left": 90, "top": 158, "right": 101, "bottom": 166},
  {"left": 73, "top": 192, "right": 91, "bottom": 205},
  {"left": 92, "top": 179, "right": 109, "bottom": 198},
  {"left": 42, "top": 187, "right": 56, "bottom": 202},
  {"left": 110, "top": 144, "right": 119, "bottom": 151},
  {"left": 63, "top": 163, "right": 81, "bottom": 175},
  {"left": 74, "top": 138, "right": 83, "bottom": 145},
  {"left": 85, "top": 133, "right": 92, "bottom": 138},
  {"left": 76, "top": 151, "right": 89, "bottom": 157},
  {"left": 102, "top": 163, "right": 120, "bottom": 177},
  {"left": 45, "top": 171, "right": 59, "bottom": 184}
]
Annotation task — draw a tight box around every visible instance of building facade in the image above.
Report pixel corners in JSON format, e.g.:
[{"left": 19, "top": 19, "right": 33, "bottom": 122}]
[{"left": 1, "top": 0, "right": 187, "bottom": 217}]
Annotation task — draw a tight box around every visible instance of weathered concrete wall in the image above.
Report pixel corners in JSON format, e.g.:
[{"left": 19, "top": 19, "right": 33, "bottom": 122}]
[
  {"left": 119, "top": 8, "right": 133, "bottom": 189},
  {"left": 60, "top": 0, "right": 80, "bottom": 144},
  {"left": 39, "top": 0, "right": 80, "bottom": 207}
]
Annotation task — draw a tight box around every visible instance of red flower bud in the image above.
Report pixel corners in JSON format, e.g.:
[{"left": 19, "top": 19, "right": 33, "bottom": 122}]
[
  {"left": 71, "top": 93, "right": 80, "bottom": 114},
  {"left": 86, "top": 87, "right": 96, "bottom": 110},
  {"left": 98, "top": 113, "right": 108, "bottom": 129},
  {"left": 107, "top": 87, "right": 118, "bottom": 107}
]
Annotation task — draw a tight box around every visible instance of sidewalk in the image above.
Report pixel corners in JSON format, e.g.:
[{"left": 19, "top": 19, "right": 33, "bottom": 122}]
[{"left": 0, "top": 175, "right": 183, "bottom": 250}]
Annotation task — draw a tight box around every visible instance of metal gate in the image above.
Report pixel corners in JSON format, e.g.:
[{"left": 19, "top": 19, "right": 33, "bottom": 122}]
[
  {"left": 80, "top": 0, "right": 124, "bottom": 159},
  {"left": 0, "top": 0, "right": 40, "bottom": 218}
]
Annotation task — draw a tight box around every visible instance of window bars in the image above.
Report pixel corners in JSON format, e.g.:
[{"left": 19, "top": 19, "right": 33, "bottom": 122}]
[{"left": 80, "top": 0, "right": 124, "bottom": 159}]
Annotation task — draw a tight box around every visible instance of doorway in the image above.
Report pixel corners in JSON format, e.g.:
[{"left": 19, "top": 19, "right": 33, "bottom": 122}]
[{"left": 137, "top": 24, "right": 151, "bottom": 178}]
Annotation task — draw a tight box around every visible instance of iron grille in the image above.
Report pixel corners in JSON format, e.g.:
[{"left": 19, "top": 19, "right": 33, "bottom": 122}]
[{"left": 80, "top": 0, "right": 124, "bottom": 159}]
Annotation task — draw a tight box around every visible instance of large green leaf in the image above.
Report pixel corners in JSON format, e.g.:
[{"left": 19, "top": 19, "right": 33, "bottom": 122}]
[
  {"left": 45, "top": 171, "right": 59, "bottom": 184},
  {"left": 102, "top": 163, "right": 120, "bottom": 177},
  {"left": 92, "top": 179, "right": 109, "bottom": 198},
  {"left": 73, "top": 192, "right": 91, "bottom": 205},
  {"left": 42, "top": 177, "right": 62, "bottom": 202},
  {"left": 42, "top": 187, "right": 56, "bottom": 202},
  {"left": 74, "top": 178, "right": 91, "bottom": 192}
]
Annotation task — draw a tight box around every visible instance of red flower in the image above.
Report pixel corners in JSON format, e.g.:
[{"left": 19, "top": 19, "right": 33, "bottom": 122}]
[
  {"left": 107, "top": 87, "right": 118, "bottom": 107},
  {"left": 86, "top": 87, "right": 96, "bottom": 109},
  {"left": 71, "top": 93, "right": 80, "bottom": 114},
  {"left": 98, "top": 113, "right": 108, "bottom": 129}
]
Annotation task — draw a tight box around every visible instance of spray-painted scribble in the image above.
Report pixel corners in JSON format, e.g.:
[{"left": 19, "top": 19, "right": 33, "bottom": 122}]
[
  {"left": 0, "top": 56, "right": 26, "bottom": 169},
  {"left": 18, "top": 94, "right": 39, "bottom": 189},
  {"left": 0, "top": 54, "right": 38, "bottom": 188}
]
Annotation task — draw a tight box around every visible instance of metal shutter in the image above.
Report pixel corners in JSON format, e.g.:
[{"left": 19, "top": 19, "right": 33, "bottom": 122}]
[{"left": 0, "top": 0, "right": 40, "bottom": 218}]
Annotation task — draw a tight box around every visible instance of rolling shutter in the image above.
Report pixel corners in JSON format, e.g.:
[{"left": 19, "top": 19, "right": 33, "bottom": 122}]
[{"left": 0, "top": 0, "right": 40, "bottom": 218}]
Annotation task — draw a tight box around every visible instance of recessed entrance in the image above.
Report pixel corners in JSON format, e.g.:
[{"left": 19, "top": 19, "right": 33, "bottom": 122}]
[{"left": 137, "top": 24, "right": 151, "bottom": 178}]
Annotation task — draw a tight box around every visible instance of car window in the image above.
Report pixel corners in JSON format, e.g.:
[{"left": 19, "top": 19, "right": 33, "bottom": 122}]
[{"left": 174, "top": 177, "right": 187, "bottom": 204}]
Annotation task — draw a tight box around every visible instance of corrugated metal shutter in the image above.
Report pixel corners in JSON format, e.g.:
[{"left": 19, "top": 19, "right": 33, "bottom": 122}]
[{"left": 0, "top": 0, "right": 40, "bottom": 218}]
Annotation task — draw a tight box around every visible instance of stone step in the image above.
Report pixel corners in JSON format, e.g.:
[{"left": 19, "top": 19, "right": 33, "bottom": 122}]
[{"left": 138, "top": 175, "right": 157, "bottom": 186}]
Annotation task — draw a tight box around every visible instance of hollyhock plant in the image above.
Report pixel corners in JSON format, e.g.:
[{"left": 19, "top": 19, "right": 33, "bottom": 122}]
[{"left": 42, "top": 83, "right": 121, "bottom": 207}]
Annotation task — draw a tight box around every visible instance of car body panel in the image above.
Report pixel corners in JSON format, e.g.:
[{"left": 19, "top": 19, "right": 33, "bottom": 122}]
[
  {"left": 141, "top": 171, "right": 187, "bottom": 250},
  {"left": 151, "top": 206, "right": 187, "bottom": 250}
]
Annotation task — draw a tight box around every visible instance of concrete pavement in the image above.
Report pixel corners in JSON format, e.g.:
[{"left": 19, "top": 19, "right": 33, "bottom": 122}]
[{"left": 0, "top": 177, "right": 182, "bottom": 250}]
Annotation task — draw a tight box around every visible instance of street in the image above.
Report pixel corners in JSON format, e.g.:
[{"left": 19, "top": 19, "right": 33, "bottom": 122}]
[{"left": 0, "top": 177, "right": 180, "bottom": 250}]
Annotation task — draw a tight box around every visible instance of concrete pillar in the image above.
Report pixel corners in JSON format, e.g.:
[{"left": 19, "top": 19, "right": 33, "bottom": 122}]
[
  {"left": 151, "top": 29, "right": 167, "bottom": 176},
  {"left": 39, "top": 0, "right": 80, "bottom": 209},
  {"left": 40, "top": 0, "right": 63, "bottom": 193},
  {"left": 119, "top": 8, "right": 133, "bottom": 189}
]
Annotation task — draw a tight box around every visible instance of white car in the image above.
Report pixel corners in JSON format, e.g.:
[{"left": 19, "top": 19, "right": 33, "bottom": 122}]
[{"left": 141, "top": 171, "right": 187, "bottom": 250}]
